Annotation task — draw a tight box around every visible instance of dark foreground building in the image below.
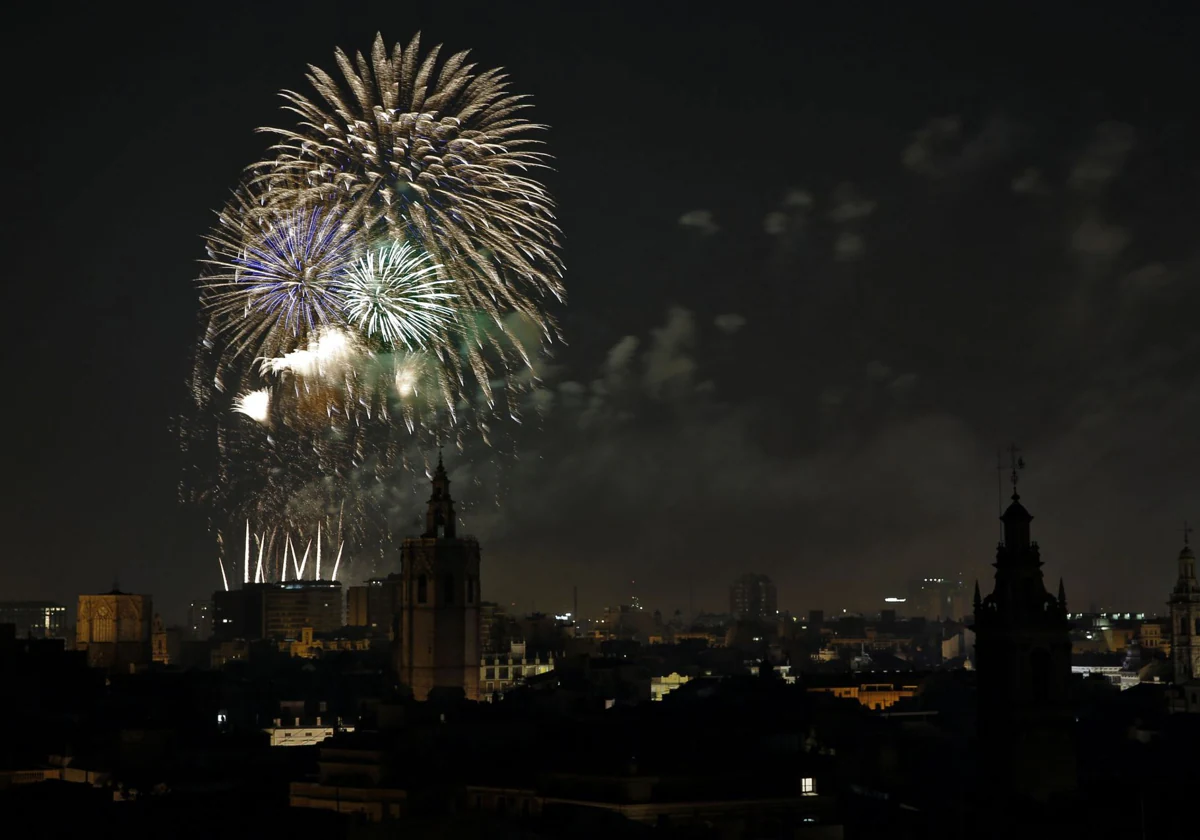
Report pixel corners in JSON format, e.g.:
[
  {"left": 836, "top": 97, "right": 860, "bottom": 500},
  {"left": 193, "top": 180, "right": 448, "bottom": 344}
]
[{"left": 974, "top": 487, "right": 1076, "bottom": 811}]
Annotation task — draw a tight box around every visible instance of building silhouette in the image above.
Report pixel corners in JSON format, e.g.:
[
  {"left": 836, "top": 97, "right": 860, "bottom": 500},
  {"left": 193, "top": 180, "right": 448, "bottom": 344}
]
[
  {"left": 393, "top": 453, "right": 482, "bottom": 701},
  {"left": 729, "top": 573, "right": 777, "bottom": 621},
  {"left": 211, "top": 580, "right": 342, "bottom": 640},
  {"left": 973, "top": 488, "right": 1076, "bottom": 805},
  {"left": 187, "top": 599, "right": 213, "bottom": 640},
  {"left": 1168, "top": 525, "right": 1199, "bottom": 684},
  {"left": 0, "top": 601, "right": 67, "bottom": 640},
  {"left": 905, "top": 575, "right": 968, "bottom": 620},
  {"left": 347, "top": 576, "right": 403, "bottom": 636}
]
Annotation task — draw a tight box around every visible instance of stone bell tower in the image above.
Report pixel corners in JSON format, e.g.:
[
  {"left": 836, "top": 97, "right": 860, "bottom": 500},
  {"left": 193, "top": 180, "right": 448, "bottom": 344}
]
[
  {"left": 1168, "top": 523, "right": 1200, "bottom": 684},
  {"left": 973, "top": 447, "right": 1076, "bottom": 806},
  {"left": 394, "top": 452, "right": 482, "bottom": 701}
]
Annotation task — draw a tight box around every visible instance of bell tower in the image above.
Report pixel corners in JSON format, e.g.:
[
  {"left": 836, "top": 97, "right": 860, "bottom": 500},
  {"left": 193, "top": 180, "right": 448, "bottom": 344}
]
[
  {"left": 1168, "top": 522, "right": 1200, "bottom": 684},
  {"left": 973, "top": 447, "right": 1076, "bottom": 806},
  {"left": 394, "top": 452, "right": 482, "bottom": 701}
]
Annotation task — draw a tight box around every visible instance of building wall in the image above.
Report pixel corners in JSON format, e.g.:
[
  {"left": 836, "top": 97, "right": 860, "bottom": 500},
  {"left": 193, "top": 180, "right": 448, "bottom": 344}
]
[
  {"left": 729, "top": 574, "right": 778, "bottom": 621},
  {"left": 479, "top": 650, "right": 555, "bottom": 699},
  {"left": 76, "top": 592, "right": 152, "bottom": 672},
  {"left": 347, "top": 586, "right": 369, "bottom": 627},
  {"left": 187, "top": 600, "right": 213, "bottom": 640},
  {"left": 263, "top": 582, "right": 344, "bottom": 638},
  {"left": 1169, "top": 600, "right": 1200, "bottom": 683},
  {"left": 805, "top": 681, "right": 918, "bottom": 711},
  {"left": 395, "top": 537, "right": 481, "bottom": 701}
]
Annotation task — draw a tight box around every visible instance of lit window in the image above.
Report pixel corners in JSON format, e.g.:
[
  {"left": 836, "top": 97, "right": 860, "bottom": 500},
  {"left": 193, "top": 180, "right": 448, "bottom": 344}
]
[{"left": 801, "top": 778, "right": 816, "bottom": 796}]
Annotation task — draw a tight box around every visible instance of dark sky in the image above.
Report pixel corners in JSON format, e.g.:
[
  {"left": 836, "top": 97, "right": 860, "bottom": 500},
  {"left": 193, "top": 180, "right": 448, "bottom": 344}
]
[{"left": 8, "top": 2, "right": 1200, "bottom": 624}]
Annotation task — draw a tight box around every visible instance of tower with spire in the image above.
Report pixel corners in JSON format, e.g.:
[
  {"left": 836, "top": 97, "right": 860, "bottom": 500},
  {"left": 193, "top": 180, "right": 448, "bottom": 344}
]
[
  {"left": 393, "top": 451, "right": 482, "bottom": 701},
  {"left": 1168, "top": 522, "right": 1199, "bottom": 685},
  {"left": 972, "top": 447, "right": 1075, "bottom": 806}
]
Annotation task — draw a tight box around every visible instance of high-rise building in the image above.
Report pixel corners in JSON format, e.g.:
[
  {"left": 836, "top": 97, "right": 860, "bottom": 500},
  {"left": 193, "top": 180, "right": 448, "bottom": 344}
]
[
  {"left": 263, "top": 581, "right": 343, "bottom": 638},
  {"left": 973, "top": 486, "right": 1075, "bottom": 803},
  {"left": 76, "top": 588, "right": 153, "bottom": 673},
  {"left": 729, "top": 573, "right": 777, "bottom": 621},
  {"left": 212, "top": 581, "right": 342, "bottom": 640},
  {"left": 1168, "top": 525, "right": 1199, "bottom": 684},
  {"left": 346, "top": 577, "right": 402, "bottom": 636},
  {"left": 906, "top": 576, "right": 968, "bottom": 620},
  {"left": 187, "top": 600, "right": 213, "bottom": 640},
  {"left": 0, "top": 601, "right": 67, "bottom": 640},
  {"left": 212, "top": 584, "right": 267, "bottom": 640},
  {"left": 394, "top": 453, "right": 482, "bottom": 701}
]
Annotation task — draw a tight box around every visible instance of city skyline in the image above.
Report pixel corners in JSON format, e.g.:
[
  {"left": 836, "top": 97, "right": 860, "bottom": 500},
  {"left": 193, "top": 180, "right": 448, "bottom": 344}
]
[{"left": 8, "top": 2, "right": 1200, "bottom": 622}]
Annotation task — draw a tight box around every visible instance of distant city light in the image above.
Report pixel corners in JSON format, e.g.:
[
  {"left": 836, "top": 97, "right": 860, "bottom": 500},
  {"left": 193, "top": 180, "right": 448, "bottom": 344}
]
[{"left": 884, "top": 597, "right": 907, "bottom": 603}]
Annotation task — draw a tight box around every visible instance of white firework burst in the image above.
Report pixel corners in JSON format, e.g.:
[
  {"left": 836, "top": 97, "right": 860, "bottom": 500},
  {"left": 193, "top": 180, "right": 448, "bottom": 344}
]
[{"left": 341, "top": 242, "right": 457, "bottom": 349}]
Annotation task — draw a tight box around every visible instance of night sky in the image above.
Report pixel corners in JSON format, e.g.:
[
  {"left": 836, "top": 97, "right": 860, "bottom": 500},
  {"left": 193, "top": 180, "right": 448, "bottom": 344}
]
[{"left": 9, "top": 3, "right": 1200, "bottom": 624}]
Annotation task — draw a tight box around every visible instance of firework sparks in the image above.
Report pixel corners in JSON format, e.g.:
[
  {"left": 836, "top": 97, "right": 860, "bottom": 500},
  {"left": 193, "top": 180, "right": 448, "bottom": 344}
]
[
  {"left": 253, "top": 32, "right": 564, "bottom": 399},
  {"left": 186, "top": 31, "right": 564, "bottom": 591},
  {"left": 342, "top": 242, "right": 456, "bottom": 348},
  {"left": 202, "top": 200, "right": 359, "bottom": 362},
  {"left": 233, "top": 388, "right": 272, "bottom": 422},
  {"left": 261, "top": 326, "right": 362, "bottom": 378}
]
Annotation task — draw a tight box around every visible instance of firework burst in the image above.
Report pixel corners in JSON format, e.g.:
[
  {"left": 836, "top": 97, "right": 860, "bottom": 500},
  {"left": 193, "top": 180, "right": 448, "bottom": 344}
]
[
  {"left": 186, "top": 31, "right": 563, "bottom": 586},
  {"left": 252, "top": 31, "right": 564, "bottom": 400},
  {"left": 342, "top": 242, "right": 456, "bottom": 349}
]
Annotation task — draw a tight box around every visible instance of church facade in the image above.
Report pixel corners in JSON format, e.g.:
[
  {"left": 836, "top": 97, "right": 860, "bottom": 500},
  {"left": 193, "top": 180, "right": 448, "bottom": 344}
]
[{"left": 393, "top": 454, "right": 482, "bottom": 701}]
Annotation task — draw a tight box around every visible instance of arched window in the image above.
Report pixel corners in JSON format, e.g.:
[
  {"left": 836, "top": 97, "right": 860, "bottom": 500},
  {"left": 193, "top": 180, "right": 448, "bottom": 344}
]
[
  {"left": 417, "top": 575, "right": 427, "bottom": 604},
  {"left": 443, "top": 574, "right": 454, "bottom": 605}
]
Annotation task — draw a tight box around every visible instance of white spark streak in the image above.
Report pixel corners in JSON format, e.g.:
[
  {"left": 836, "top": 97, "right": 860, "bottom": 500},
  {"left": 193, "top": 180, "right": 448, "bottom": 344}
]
[{"left": 331, "top": 541, "right": 344, "bottom": 582}]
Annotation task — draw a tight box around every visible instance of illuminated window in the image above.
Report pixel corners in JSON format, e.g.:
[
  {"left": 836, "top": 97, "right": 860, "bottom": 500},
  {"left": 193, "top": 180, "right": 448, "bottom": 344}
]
[{"left": 801, "top": 778, "right": 816, "bottom": 796}]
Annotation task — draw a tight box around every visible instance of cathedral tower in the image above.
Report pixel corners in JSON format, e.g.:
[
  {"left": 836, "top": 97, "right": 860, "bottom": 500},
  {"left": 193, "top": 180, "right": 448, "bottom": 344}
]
[
  {"left": 1168, "top": 523, "right": 1200, "bottom": 684},
  {"left": 394, "top": 453, "right": 482, "bottom": 701},
  {"left": 973, "top": 456, "right": 1075, "bottom": 804}
]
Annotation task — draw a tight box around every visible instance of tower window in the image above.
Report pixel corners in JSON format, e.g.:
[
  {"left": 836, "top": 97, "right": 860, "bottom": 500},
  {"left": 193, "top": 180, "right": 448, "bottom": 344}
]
[
  {"left": 417, "top": 575, "right": 427, "bottom": 604},
  {"left": 467, "top": 576, "right": 475, "bottom": 604},
  {"left": 443, "top": 574, "right": 455, "bottom": 605}
]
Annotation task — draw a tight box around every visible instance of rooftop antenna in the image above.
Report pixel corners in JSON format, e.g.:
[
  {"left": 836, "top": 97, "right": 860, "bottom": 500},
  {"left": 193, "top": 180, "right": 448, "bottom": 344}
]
[
  {"left": 1185, "top": 521, "right": 1193, "bottom": 547},
  {"left": 1008, "top": 442, "right": 1025, "bottom": 498}
]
